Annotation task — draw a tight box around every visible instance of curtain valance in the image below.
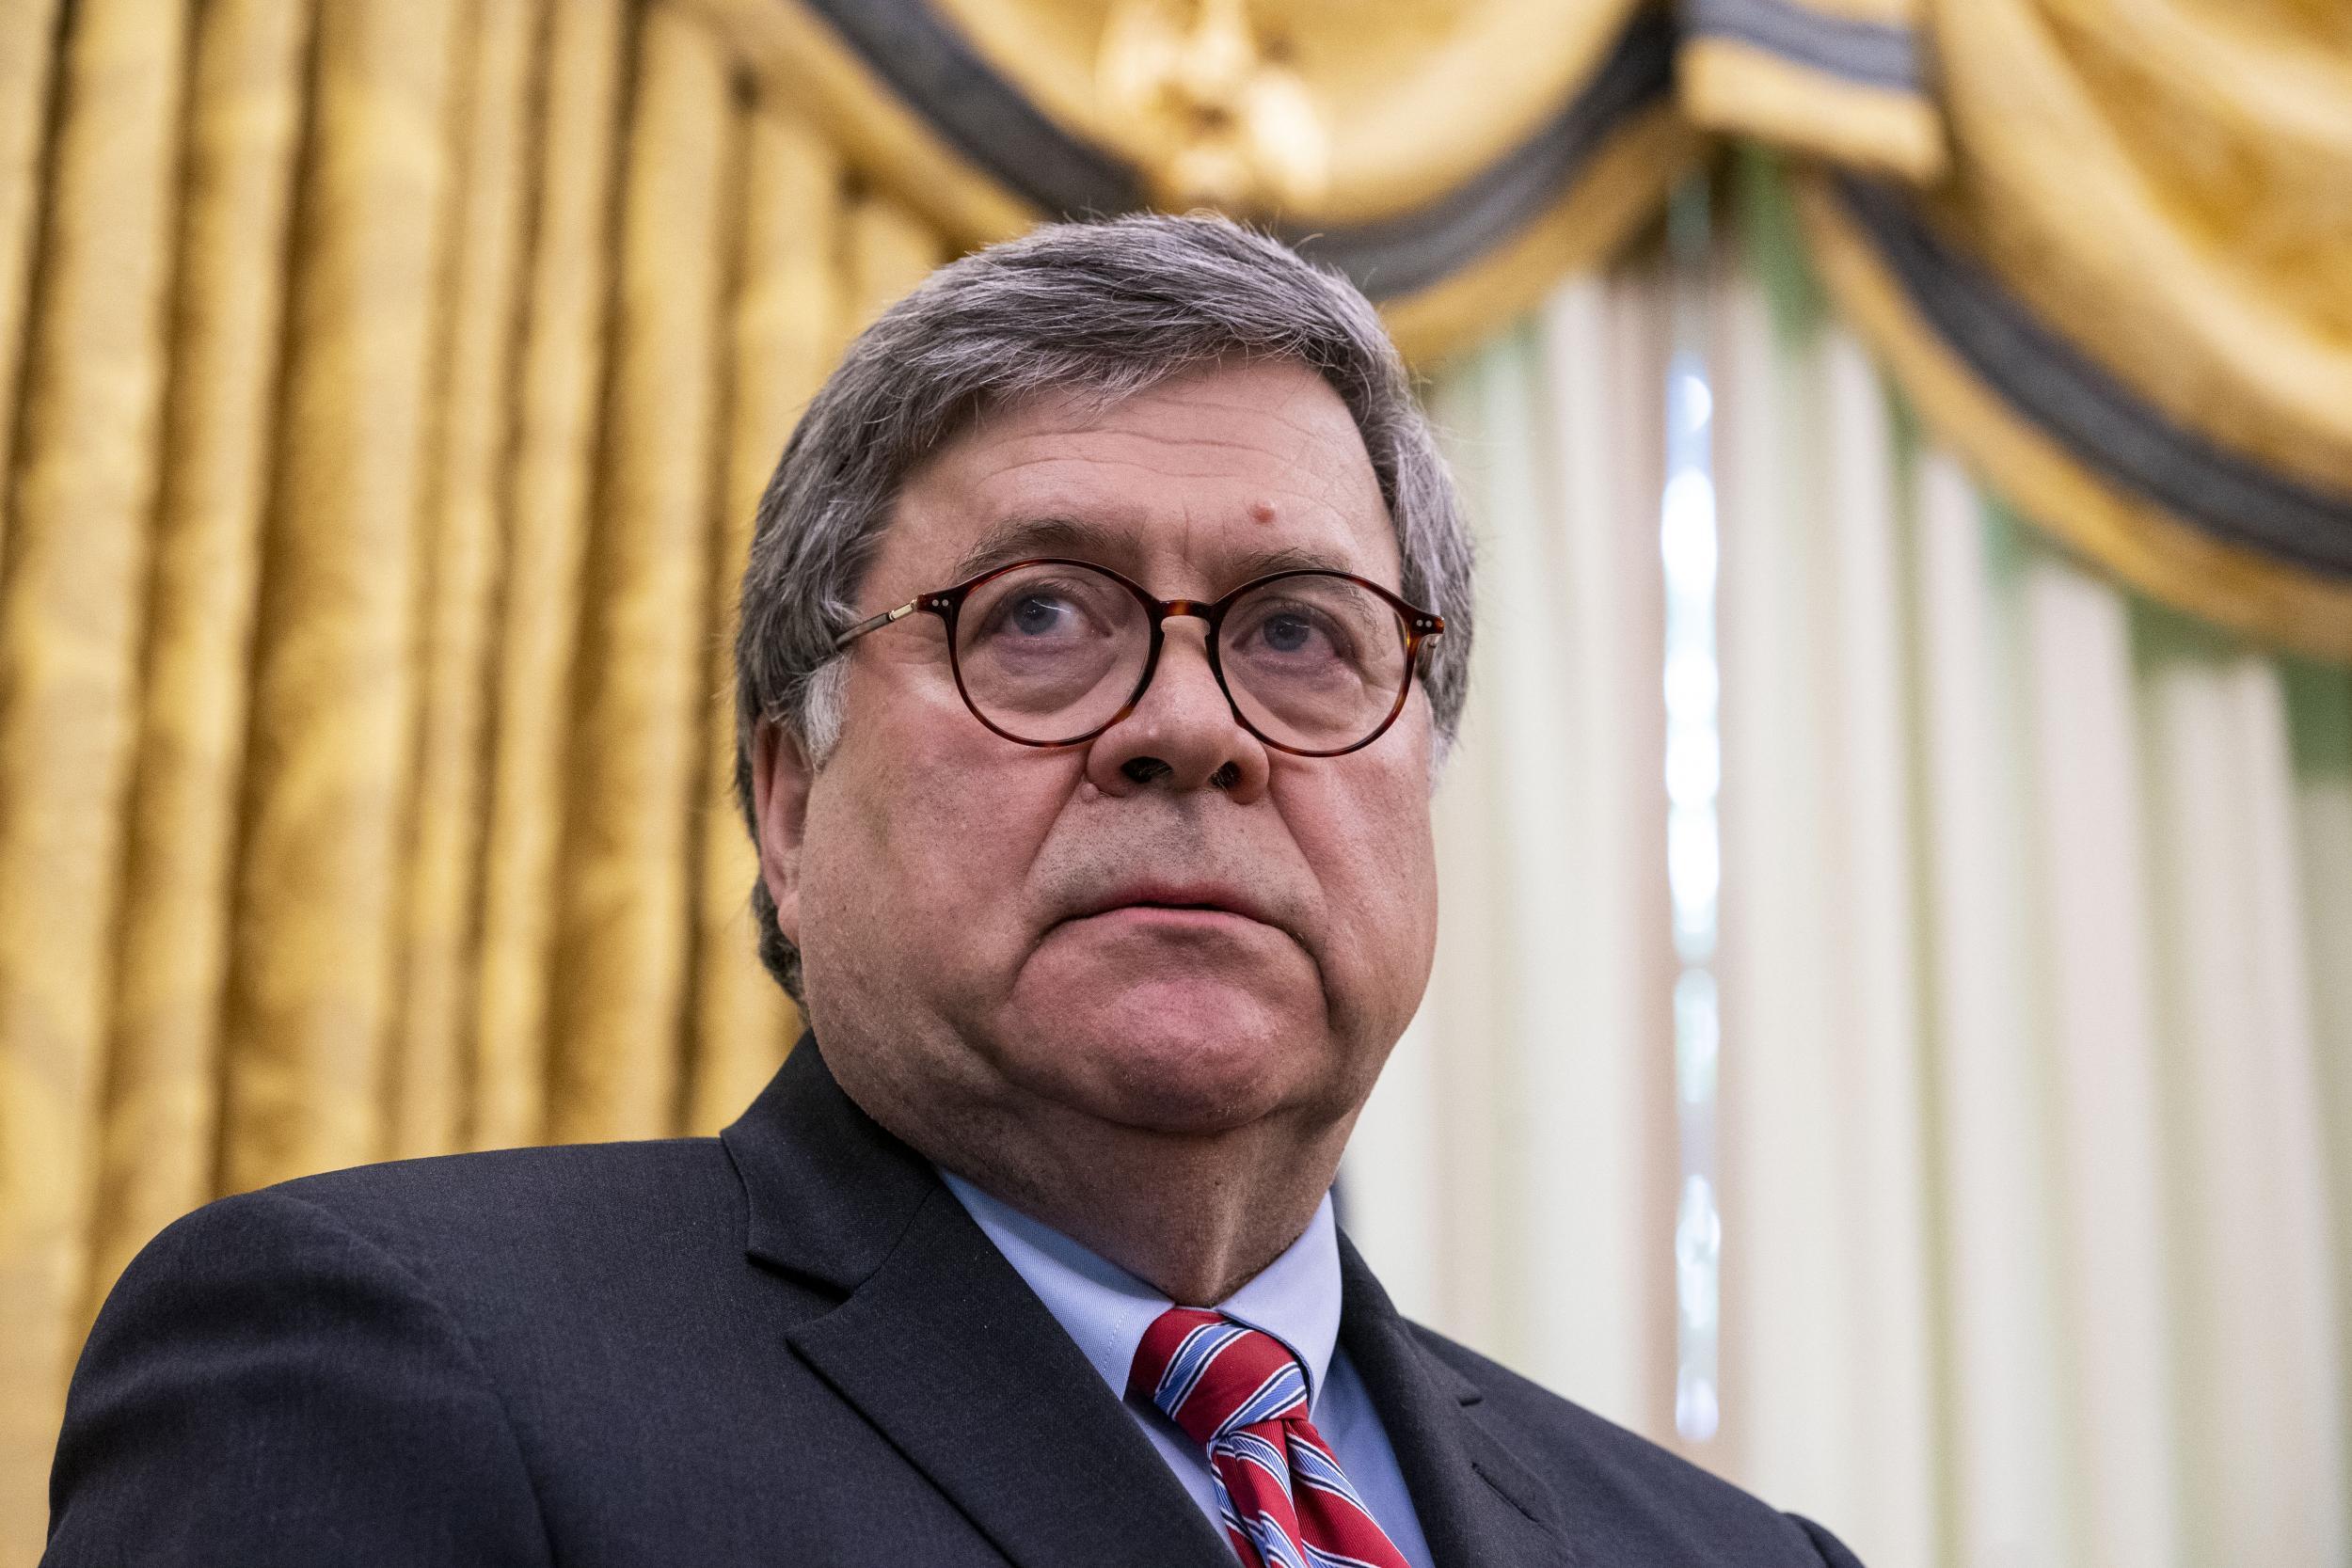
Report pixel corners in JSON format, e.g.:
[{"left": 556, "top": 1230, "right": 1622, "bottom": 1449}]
[
  {"left": 676, "top": 0, "right": 2352, "bottom": 658},
  {"left": 1792, "top": 0, "right": 2352, "bottom": 661},
  {"left": 682, "top": 0, "right": 1704, "bottom": 357}
]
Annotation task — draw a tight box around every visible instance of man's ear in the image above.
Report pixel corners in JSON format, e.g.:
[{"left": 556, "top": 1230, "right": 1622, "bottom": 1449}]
[{"left": 750, "top": 720, "right": 814, "bottom": 949}]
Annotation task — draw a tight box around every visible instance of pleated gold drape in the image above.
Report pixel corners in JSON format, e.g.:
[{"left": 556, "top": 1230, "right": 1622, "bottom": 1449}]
[{"left": 0, "top": 2, "right": 946, "bottom": 1553}]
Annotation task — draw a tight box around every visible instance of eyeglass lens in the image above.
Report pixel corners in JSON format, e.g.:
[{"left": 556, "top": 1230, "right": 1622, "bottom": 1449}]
[{"left": 954, "top": 562, "right": 1411, "bottom": 752}]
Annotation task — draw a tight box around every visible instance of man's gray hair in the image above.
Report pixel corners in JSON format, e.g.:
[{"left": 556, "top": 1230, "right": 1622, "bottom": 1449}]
[{"left": 734, "top": 212, "right": 1475, "bottom": 999}]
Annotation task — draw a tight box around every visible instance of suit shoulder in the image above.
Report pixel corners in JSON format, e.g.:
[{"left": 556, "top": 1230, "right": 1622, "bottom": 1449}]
[
  {"left": 57, "top": 1165, "right": 565, "bottom": 1562},
  {"left": 1402, "top": 1322, "right": 1865, "bottom": 1565},
  {"left": 271, "top": 1135, "right": 734, "bottom": 1223},
  {"left": 135, "top": 1137, "right": 743, "bottom": 1303}
]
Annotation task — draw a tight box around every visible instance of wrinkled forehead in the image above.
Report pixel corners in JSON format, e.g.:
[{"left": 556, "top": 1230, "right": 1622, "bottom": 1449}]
[{"left": 878, "top": 359, "right": 1402, "bottom": 600}]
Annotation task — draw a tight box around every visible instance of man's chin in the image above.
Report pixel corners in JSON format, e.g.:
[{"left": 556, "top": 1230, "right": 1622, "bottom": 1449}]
[{"left": 993, "top": 975, "right": 1327, "bottom": 1136}]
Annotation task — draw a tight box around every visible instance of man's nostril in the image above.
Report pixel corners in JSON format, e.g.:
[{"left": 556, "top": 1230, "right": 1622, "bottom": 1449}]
[
  {"left": 1121, "top": 756, "right": 1174, "bottom": 785},
  {"left": 1210, "top": 762, "right": 1241, "bottom": 791}
]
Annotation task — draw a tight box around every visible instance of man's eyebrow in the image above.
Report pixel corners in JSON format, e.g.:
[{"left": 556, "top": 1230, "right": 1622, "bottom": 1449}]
[
  {"left": 948, "top": 515, "right": 1362, "bottom": 589},
  {"left": 1216, "top": 543, "right": 1359, "bottom": 583},
  {"left": 948, "top": 515, "right": 1120, "bottom": 581}
]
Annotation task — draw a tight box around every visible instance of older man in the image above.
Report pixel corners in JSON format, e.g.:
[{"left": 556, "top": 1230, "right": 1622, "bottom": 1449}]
[{"left": 45, "top": 215, "right": 1861, "bottom": 1568}]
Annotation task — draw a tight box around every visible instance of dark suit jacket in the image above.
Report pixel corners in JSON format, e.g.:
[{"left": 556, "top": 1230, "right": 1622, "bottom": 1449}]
[{"left": 46, "top": 1038, "right": 1865, "bottom": 1567}]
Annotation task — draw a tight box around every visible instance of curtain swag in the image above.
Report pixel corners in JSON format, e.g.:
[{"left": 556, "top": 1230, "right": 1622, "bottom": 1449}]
[{"left": 676, "top": 0, "right": 2352, "bottom": 658}]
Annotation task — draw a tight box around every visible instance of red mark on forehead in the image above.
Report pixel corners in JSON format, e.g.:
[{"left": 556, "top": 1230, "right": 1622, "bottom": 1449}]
[{"left": 1248, "top": 499, "right": 1279, "bottom": 526}]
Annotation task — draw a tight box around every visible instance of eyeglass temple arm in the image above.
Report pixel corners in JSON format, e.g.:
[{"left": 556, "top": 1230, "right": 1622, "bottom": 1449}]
[{"left": 833, "top": 599, "right": 922, "bottom": 651}]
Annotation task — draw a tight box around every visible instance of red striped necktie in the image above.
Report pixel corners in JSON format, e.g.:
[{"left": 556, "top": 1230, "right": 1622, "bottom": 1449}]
[{"left": 1129, "top": 1307, "right": 1414, "bottom": 1568}]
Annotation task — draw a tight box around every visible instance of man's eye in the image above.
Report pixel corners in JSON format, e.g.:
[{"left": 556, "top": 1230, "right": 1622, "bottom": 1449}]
[
  {"left": 1246, "top": 607, "right": 1344, "bottom": 659},
  {"left": 1260, "top": 613, "right": 1316, "bottom": 653},
  {"left": 1008, "top": 594, "right": 1073, "bottom": 636}
]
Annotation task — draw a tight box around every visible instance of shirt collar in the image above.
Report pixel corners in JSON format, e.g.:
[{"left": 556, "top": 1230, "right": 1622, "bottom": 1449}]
[{"left": 939, "top": 1170, "right": 1343, "bottom": 1414}]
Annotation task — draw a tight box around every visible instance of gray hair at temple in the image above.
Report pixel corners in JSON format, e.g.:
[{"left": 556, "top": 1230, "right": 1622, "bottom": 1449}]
[{"left": 733, "top": 212, "right": 1477, "bottom": 1000}]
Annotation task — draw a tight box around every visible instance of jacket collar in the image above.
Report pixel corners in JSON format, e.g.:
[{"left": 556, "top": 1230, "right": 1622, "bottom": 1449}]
[
  {"left": 721, "top": 1035, "right": 1575, "bottom": 1568},
  {"left": 723, "top": 1036, "right": 1232, "bottom": 1568},
  {"left": 1338, "top": 1238, "right": 1577, "bottom": 1568},
  {"left": 721, "top": 1030, "right": 938, "bottom": 1291}
]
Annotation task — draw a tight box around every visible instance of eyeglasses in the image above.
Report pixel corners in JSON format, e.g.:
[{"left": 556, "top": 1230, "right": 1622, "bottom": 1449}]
[{"left": 833, "top": 557, "right": 1444, "bottom": 757}]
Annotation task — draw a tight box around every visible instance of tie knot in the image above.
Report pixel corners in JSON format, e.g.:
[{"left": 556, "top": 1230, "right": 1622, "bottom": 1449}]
[{"left": 1128, "top": 1307, "right": 1310, "bottom": 1449}]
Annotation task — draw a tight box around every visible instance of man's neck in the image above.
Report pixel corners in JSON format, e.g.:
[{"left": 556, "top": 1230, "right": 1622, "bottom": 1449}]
[
  {"left": 843, "top": 1056, "right": 1358, "bottom": 1305},
  {"left": 939, "top": 1135, "right": 1344, "bottom": 1305}
]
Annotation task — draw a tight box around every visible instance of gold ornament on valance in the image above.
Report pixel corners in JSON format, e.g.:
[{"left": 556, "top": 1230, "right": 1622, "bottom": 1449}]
[
  {"left": 681, "top": 0, "right": 1705, "bottom": 358},
  {"left": 1096, "top": 0, "right": 1328, "bottom": 213}
]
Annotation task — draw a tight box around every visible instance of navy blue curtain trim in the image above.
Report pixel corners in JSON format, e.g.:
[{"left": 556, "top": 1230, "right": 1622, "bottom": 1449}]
[
  {"left": 792, "top": 0, "right": 1675, "bottom": 299},
  {"left": 800, "top": 0, "right": 1147, "bottom": 215},
  {"left": 1836, "top": 173, "right": 2352, "bottom": 578},
  {"left": 1284, "top": 9, "right": 1677, "bottom": 298},
  {"left": 1682, "top": 0, "right": 1923, "bottom": 93}
]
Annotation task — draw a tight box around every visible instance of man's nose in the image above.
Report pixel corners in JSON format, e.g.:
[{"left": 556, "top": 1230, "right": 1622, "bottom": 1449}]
[{"left": 1084, "top": 618, "right": 1270, "bottom": 800}]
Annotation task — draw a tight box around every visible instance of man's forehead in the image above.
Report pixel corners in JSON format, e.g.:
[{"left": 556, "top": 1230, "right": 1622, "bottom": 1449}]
[
  {"left": 886, "top": 361, "right": 1398, "bottom": 588},
  {"left": 945, "top": 513, "right": 1366, "bottom": 589}
]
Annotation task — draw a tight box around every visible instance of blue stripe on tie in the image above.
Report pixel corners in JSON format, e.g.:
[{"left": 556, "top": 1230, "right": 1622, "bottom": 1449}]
[
  {"left": 1157, "top": 1321, "right": 1248, "bottom": 1413},
  {"left": 1243, "top": 1513, "right": 1311, "bottom": 1568},
  {"left": 1222, "top": 1361, "right": 1308, "bottom": 1433},
  {"left": 1217, "top": 1365, "right": 1288, "bottom": 1434},
  {"left": 1152, "top": 1320, "right": 1223, "bottom": 1408},
  {"left": 1216, "top": 1430, "right": 1295, "bottom": 1498},
  {"left": 1287, "top": 1437, "right": 1370, "bottom": 1512},
  {"left": 1212, "top": 1470, "right": 1255, "bottom": 1555}
]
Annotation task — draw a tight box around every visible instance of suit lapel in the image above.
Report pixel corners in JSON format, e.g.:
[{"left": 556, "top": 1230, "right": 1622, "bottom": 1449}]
[
  {"left": 723, "top": 1038, "right": 1231, "bottom": 1568},
  {"left": 1338, "top": 1237, "right": 1577, "bottom": 1568},
  {"left": 721, "top": 1039, "right": 1579, "bottom": 1568},
  {"left": 788, "top": 1184, "right": 1232, "bottom": 1568}
]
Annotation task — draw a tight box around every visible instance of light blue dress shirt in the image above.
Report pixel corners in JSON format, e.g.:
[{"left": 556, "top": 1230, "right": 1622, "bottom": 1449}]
[{"left": 941, "top": 1172, "right": 1435, "bottom": 1568}]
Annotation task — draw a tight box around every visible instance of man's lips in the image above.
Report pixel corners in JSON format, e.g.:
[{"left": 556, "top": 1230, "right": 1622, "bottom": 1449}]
[{"left": 1061, "top": 880, "right": 1280, "bottom": 931}]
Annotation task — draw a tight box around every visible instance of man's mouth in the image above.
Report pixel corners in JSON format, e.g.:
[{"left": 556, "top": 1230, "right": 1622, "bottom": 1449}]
[{"left": 1067, "top": 879, "right": 1278, "bottom": 930}]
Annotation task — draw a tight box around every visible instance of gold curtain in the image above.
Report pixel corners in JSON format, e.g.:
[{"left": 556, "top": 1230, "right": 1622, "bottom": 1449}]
[
  {"left": 0, "top": 1, "right": 945, "bottom": 1552},
  {"left": 0, "top": 0, "right": 190, "bottom": 1544}
]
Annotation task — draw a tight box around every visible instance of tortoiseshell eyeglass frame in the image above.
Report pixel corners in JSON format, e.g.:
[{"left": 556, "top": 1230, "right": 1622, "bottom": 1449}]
[{"left": 831, "top": 556, "right": 1445, "bottom": 757}]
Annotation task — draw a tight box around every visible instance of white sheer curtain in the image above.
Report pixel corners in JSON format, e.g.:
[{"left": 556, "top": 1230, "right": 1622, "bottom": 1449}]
[
  {"left": 1345, "top": 269, "right": 1675, "bottom": 1440},
  {"left": 1341, "top": 218, "right": 2352, "bottom": 1568}
]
